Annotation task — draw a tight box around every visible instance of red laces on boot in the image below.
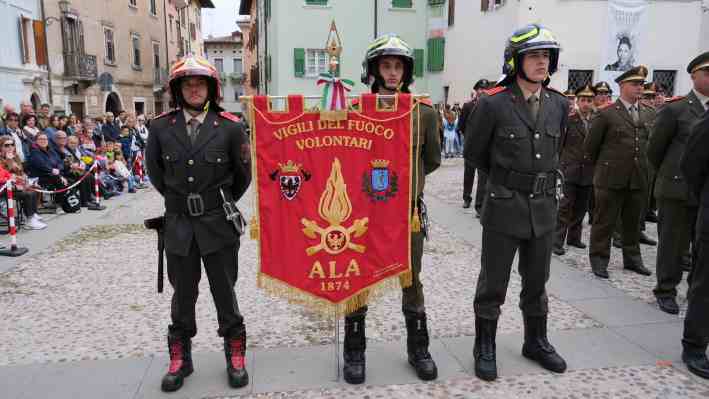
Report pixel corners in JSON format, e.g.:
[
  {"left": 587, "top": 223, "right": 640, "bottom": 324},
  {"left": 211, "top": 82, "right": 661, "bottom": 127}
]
[
  {"left": 168, "top": 342, "right": 184, "bottom": 374},
  {"left": 230, "top": 339, "right": 245, "bottom": 369}
]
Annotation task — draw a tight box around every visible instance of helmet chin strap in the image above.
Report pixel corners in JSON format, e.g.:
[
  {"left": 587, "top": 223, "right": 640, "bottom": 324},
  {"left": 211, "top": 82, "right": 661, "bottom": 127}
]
[{"left": 183, "top": 100, "right": 208, "bottom": 114}]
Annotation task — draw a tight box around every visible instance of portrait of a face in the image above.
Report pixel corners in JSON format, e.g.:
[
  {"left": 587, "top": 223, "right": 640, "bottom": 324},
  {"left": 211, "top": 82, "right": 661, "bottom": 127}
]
[{"left": 605, "top": 35, "right": 634, "bottom": 72}]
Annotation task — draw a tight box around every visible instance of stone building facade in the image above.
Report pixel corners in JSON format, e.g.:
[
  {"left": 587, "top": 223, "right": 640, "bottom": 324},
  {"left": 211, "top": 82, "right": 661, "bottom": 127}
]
[{"left": 204, "top": 32, "right": 245, "bottom": 114}]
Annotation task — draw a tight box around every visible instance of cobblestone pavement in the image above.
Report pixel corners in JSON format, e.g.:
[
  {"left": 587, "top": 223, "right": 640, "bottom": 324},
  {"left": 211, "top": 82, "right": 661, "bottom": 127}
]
[
  {"left": 427, "top": 158, "right": 689, "bottom": 314},
  {"left": 0, "top": 160, "right": 600, "bottom": 366},
  {"left": 228, "top": 365, "right": 709, "bottom": 399}
]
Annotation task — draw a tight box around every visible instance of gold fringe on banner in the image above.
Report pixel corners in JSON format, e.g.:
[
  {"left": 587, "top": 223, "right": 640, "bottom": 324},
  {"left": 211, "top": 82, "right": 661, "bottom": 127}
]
[
  {"left": 257, "top": 271, "right": 410, "bottom": 317},
  {"left": 249, "top": 216, "right": 260, "bottom": 240},
  {"left": 411, "top": 207, "right": 421, "bottom": 233}
]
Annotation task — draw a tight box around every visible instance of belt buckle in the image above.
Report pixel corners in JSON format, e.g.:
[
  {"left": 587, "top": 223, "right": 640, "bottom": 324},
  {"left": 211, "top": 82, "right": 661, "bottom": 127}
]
[
  {"left": 533, "top": 173, "right": 547, "bottom": 194},
  {"left": 186, "top": 193, "right": 204, "bottom": 216}
]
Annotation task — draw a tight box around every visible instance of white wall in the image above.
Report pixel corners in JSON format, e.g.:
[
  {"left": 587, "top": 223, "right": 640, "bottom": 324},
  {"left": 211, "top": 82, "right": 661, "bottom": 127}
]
[
  {"left": 268, "top": 0, "right": 439, "bottom": 101},
  {"left": 444, "top": 0, "right": 706, "bottom": 104},
  {"left": 0, "top": 0, "right": 48, "bottom": 109}
]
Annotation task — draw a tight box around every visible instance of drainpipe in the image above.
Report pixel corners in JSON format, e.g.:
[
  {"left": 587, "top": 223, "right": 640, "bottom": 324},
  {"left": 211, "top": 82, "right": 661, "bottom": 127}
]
[
  {"left": 374, "top": 0, "right": 378, "bottom": 39},
  {"left": 163, "top": 0, "right": 170, "bottom": 87},
  {"left": 40, "top": 0, "right": 55, "bottom": 107}
]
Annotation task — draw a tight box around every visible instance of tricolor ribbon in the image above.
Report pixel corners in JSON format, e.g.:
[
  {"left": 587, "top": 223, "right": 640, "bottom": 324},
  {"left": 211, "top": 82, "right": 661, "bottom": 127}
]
[{"left": 317, "top": 73, "right": 354, "bottom": 111}]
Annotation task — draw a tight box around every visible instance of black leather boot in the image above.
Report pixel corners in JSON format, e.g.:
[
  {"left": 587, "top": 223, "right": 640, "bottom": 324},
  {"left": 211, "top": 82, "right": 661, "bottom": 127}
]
[
  {"left": 224, "top": 329, "right": 249, "bottom": 388},
  {"left": 343, "top": 313, "right": 366, "bottom": 384},
  {"left": 522, "top": 315, "right": 567, "bottom": 373},
  {"left": 682, "top": 343, "right": 709, "bottom": 379},
  {"left": 590, "top": 256, "right": 609, "bottom": 279},
  {"left": 405, "top": 313, "right": 438, "bottom": 381},
  {"left": 161, "top": 335, "right": 193, "bottom": 392},
  {"left": 473, "top": 317, "right": 498, "bottom": 381}
]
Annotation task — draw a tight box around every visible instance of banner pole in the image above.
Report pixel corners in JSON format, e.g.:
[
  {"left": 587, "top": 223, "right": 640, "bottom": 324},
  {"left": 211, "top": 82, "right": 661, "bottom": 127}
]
[{"left": 334, "top": 311, "right": 340, "bottom": 382}]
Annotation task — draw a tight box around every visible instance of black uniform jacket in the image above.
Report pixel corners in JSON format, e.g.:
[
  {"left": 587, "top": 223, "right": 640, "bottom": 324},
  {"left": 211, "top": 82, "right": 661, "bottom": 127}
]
[
  {"left": 681, "top": 109, "right": 709, "bottom": 212},
  {"left": 648, "top": 91, "right": 705, "bottom": 205},
  {"left": 464, "top": 83, "right": 569, "bottom": 239},
  {"left": 146, "top": 109, "right": 252, "bottom": 256},
  {"left": 560, "top": 112, "right": 594, "bottom": 186},
  {"left": 585, "top": 100, "right": 655, "bottom": 191}
]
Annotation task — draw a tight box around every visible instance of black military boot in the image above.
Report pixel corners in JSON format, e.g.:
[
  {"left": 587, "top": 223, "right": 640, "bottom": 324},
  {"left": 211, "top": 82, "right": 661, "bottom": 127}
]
[
  {"left": 473, "top": 317, "right": 498, "bottom": 381},
  {"left": 590, "top": 257, "right": 609, "bottom": 279},
  {"left": 623, "top": 255, "right": 652, "bottom": 276},
  {"left": 522, "top": 315, "right": 567, "bottom": 373},
  {"left": 682, "top": 343, "right": 709, "bottom": 379},
  {"left": 639, "top": 231, "right": 657, "bottom": 246},
  {"left": 405, "top": 313, "right": 438, "bottom": 381},
  {"left": 224, "top": 329, "right": 249, "bottom": 388},
  {"left": 343, "top": 314, "right": 366, "bottom": 384},
  {"left": 161, "top": 335, "right": 194, "bottom": 392}
]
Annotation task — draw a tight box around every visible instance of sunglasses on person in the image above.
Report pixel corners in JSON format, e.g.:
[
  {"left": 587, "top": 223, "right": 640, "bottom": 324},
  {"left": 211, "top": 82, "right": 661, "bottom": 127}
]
[{"left": 3, "top": 143, "right": 15, "bottom": 147}]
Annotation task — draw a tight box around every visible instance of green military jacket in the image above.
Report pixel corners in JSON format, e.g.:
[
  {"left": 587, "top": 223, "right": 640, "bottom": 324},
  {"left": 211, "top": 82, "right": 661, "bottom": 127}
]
[
  {"left": 411, "top": 101, "right": 442, "bottom": 202},
  {"left": 585, "top": 99, "right": 656, "bottom": 191},
  {"left": 647, "top": 91, "right": 705, "bottom": 204},
  {"left": 560, "top": 111, "right": 594, "bottom": 186}
]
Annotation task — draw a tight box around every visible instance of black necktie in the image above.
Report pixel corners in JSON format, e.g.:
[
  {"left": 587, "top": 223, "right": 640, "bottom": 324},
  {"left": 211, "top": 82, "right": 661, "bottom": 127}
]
[{"left": 528, "top": 94, "right": 539, "bottom": 122}]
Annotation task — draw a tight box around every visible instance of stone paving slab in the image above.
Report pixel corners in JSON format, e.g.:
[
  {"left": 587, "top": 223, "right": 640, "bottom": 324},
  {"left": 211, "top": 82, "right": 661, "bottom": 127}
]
[
  {"left": 0, "top": 326, "right": 689, "bottom": 399},
  {"left": 614, "top": 321, "right": 686, "bottom": 363},
  {"left": 568, "top": 296, "right": 679, "bottom": 327}
]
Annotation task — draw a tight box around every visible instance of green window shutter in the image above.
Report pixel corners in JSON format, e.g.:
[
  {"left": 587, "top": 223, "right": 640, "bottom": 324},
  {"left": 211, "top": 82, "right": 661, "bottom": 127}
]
[
  {"left": 266, "top": 55, "right": 272, "bottom": 82},
  {"left": 392, "top": 0, "right": 413, "bottom": 8},
  {"left": 414, "top": 49, "right": 424, "bottom": 77},
  {"left": 428, "top": 0, "right": 445, "bottom": 5},
  {"left": 305, "top": 0, "right": 328, "bottom": 5},
  {"left": 427, "top": 38, "right": 445, "bottom": 72},
  {"left": 265, "top": 0, "right": 271, "bottom": 19},
  {"left": 294, "top": 48, "right": 305, "bottom": 77}
]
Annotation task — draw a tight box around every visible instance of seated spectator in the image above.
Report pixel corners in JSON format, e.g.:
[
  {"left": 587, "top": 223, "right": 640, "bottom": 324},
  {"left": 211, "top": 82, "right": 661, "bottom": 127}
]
[
  {"left": 22, "top": 114, "right": 40, "bottom": 141},
  {"left": 1, "top": 112, "right": 30, "bottom": 163},
  {"left": 102, "top": 112, "right": 120, "bottom": 143},
  {"left": 0, "top": 136, "right": 46, "bottom": 229},
  {"left": 65, "top": 136, "right": 102, "bottom": 209},
  {"left": 27, "top": 133, "right": 68, "bottom": 206},
  {"left": 111, "top": 150, "right": 136, "bottom": 193},
  {"left": 51, "top": 130, "right": 69, "bottom": 158},
  {"left": 57, "top": 115, "right": 69, "bottom": 135}
]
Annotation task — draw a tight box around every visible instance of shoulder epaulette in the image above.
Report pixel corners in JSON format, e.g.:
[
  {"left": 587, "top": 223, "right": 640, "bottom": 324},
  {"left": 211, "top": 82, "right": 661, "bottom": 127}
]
[
  {"left": 484, "top": 86, "right": 507, "bottom": 96},
  {"left": 596, "top": 102, "right": 614, "bottom": 112},
  {"left": 665, "top": 96, "right": 685, "bottom": 103},
  {"left": 153, "top": 109, "right": 178, "bottom": 121},
  {"left": 219, "top": 111, "right": 241, "bottom": 123}
]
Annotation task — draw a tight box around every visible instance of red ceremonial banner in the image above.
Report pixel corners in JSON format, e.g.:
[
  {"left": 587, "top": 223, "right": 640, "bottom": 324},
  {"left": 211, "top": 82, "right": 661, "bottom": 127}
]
[{"left": 249, "top": 94, "right": 414, "bottom": 315}]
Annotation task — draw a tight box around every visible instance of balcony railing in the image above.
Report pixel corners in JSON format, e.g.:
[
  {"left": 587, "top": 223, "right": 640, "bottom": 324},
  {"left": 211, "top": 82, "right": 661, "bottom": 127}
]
[{"left": 64, "top": 53, "right": 97, "bottom": 81}]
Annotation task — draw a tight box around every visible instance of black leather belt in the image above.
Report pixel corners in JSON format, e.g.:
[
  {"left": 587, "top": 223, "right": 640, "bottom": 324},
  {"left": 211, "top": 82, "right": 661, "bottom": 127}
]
[
  {"left": 165, "top": 188, "right": 228, "bottom": 216},
  {"left": 490, "top": 168, "right": 557, "bottom": 194}
]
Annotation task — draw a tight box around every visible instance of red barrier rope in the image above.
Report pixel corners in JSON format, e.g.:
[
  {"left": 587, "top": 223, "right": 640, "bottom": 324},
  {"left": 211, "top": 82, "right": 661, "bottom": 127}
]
[{"left": 26, "top": 163, "right": 97, "bottom": 195}]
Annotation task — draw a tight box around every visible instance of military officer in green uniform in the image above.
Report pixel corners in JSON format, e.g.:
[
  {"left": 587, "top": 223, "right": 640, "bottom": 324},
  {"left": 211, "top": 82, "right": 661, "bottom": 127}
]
[
  {"left": 465, "top": 24, "right": 569, "bottom": 381},
  {"left": 586, "top": 66, "right": 655, "bottom": 278},
  {"left": 553, "top": 84, "right": 596, "bottom": 255},
  {"left": 342, "top": 34, "right": 441, "bottom": 385},
  {"left": 649, "top": 52, "right": 709, "bottom": 315},
  {"left": 593, "top": 82, "right": 613, "bottom": 112}
]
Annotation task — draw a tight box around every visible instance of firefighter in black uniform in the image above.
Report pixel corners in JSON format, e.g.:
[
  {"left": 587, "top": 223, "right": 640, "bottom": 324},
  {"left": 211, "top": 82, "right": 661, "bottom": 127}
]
[
  {"left": 465, "top": 24, "right": 569, "bottom": 381},
  {"left": 678, "top": 52, "right": 709, "bottom": 380},
  {"left": 146, "top": 55, "right": 252, "bottom": 392},
  {"left": 460, "top": 79, "right": 491, "bottom": 214}
]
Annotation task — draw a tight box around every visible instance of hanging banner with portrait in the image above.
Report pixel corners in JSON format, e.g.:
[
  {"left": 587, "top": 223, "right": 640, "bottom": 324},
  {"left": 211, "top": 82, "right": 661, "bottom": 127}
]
[
  {"left": 247, "top": 94, "right": 418, "bottom": 316},
  {"left": 598, "top": 0, "right": 648, "bottom": 94}
]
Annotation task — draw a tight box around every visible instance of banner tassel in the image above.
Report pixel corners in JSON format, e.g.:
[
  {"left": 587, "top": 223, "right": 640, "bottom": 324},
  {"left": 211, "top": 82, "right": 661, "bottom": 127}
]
[
  {"left": 411, "top": 207, "right": 421, "bottom": 233},
  {"left": 250, "top": 216, "right": 260, "bottom": 240}
]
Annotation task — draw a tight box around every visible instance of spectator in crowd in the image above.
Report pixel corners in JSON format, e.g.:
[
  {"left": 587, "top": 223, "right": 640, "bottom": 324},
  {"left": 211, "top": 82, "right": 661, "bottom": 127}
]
[
  {"left": 66, "top": 114, "right": 78, "bottom": 136},
  {"left": 442, "top": 107, "right": 460, "bottom": 158},
  {"left": 0, "top": 112, "right": 30, "bottom": 163},
  {"left": 44, "top": 115, "right": 60, "bottom": 140},
  {"left": 57, "top": 115, "right": 69, "bottom": 135},
  {"left": 0, "top": 136, "right": 47, "bottom": 229},
  {"left": 65, "top": 135, "right": 102, "bottom": 210},
  {"left": 117, "top": 110, "right": 127, "bottom": 128},
  {"left": 111, "top": 149, "right": 136, "bottom": 194},
  {"left": 136, "top": 114, "right": 149, "bottom": 143},
  {"left": 22, "top": 114, "right": 40, "bottom": 141},
  {"left": 27, "top": 132, "right": 68, "bottom": 206},
  {"left": 37, "top": 103, "right": 51, "bottom": 130},
  {"left": 19, "top": 101, "right": 34, "bottom": 119},
  {"left": 102, "top": 112, "right": 120, "bottom": 142},
  {"left": 51, "top": 130, "right": 69, "bottom": 155}
]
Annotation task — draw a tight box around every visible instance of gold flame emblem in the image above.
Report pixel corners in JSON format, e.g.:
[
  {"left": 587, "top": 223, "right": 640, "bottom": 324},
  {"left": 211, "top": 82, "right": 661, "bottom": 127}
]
[{"left": 301, "top": 158, "right": 368, "bottom": 256}]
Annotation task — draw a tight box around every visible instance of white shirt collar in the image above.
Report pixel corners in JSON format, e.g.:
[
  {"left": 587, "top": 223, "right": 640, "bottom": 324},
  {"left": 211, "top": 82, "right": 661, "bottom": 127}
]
[
  {"left": 183, "top": 109, "right": 208, "bottom": 124},
  {"left": 692, "top": 89, "right": 709, "bottom": 111},
  {"left": 520, "top": 86, "right": 542, "bottom": 101}
]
